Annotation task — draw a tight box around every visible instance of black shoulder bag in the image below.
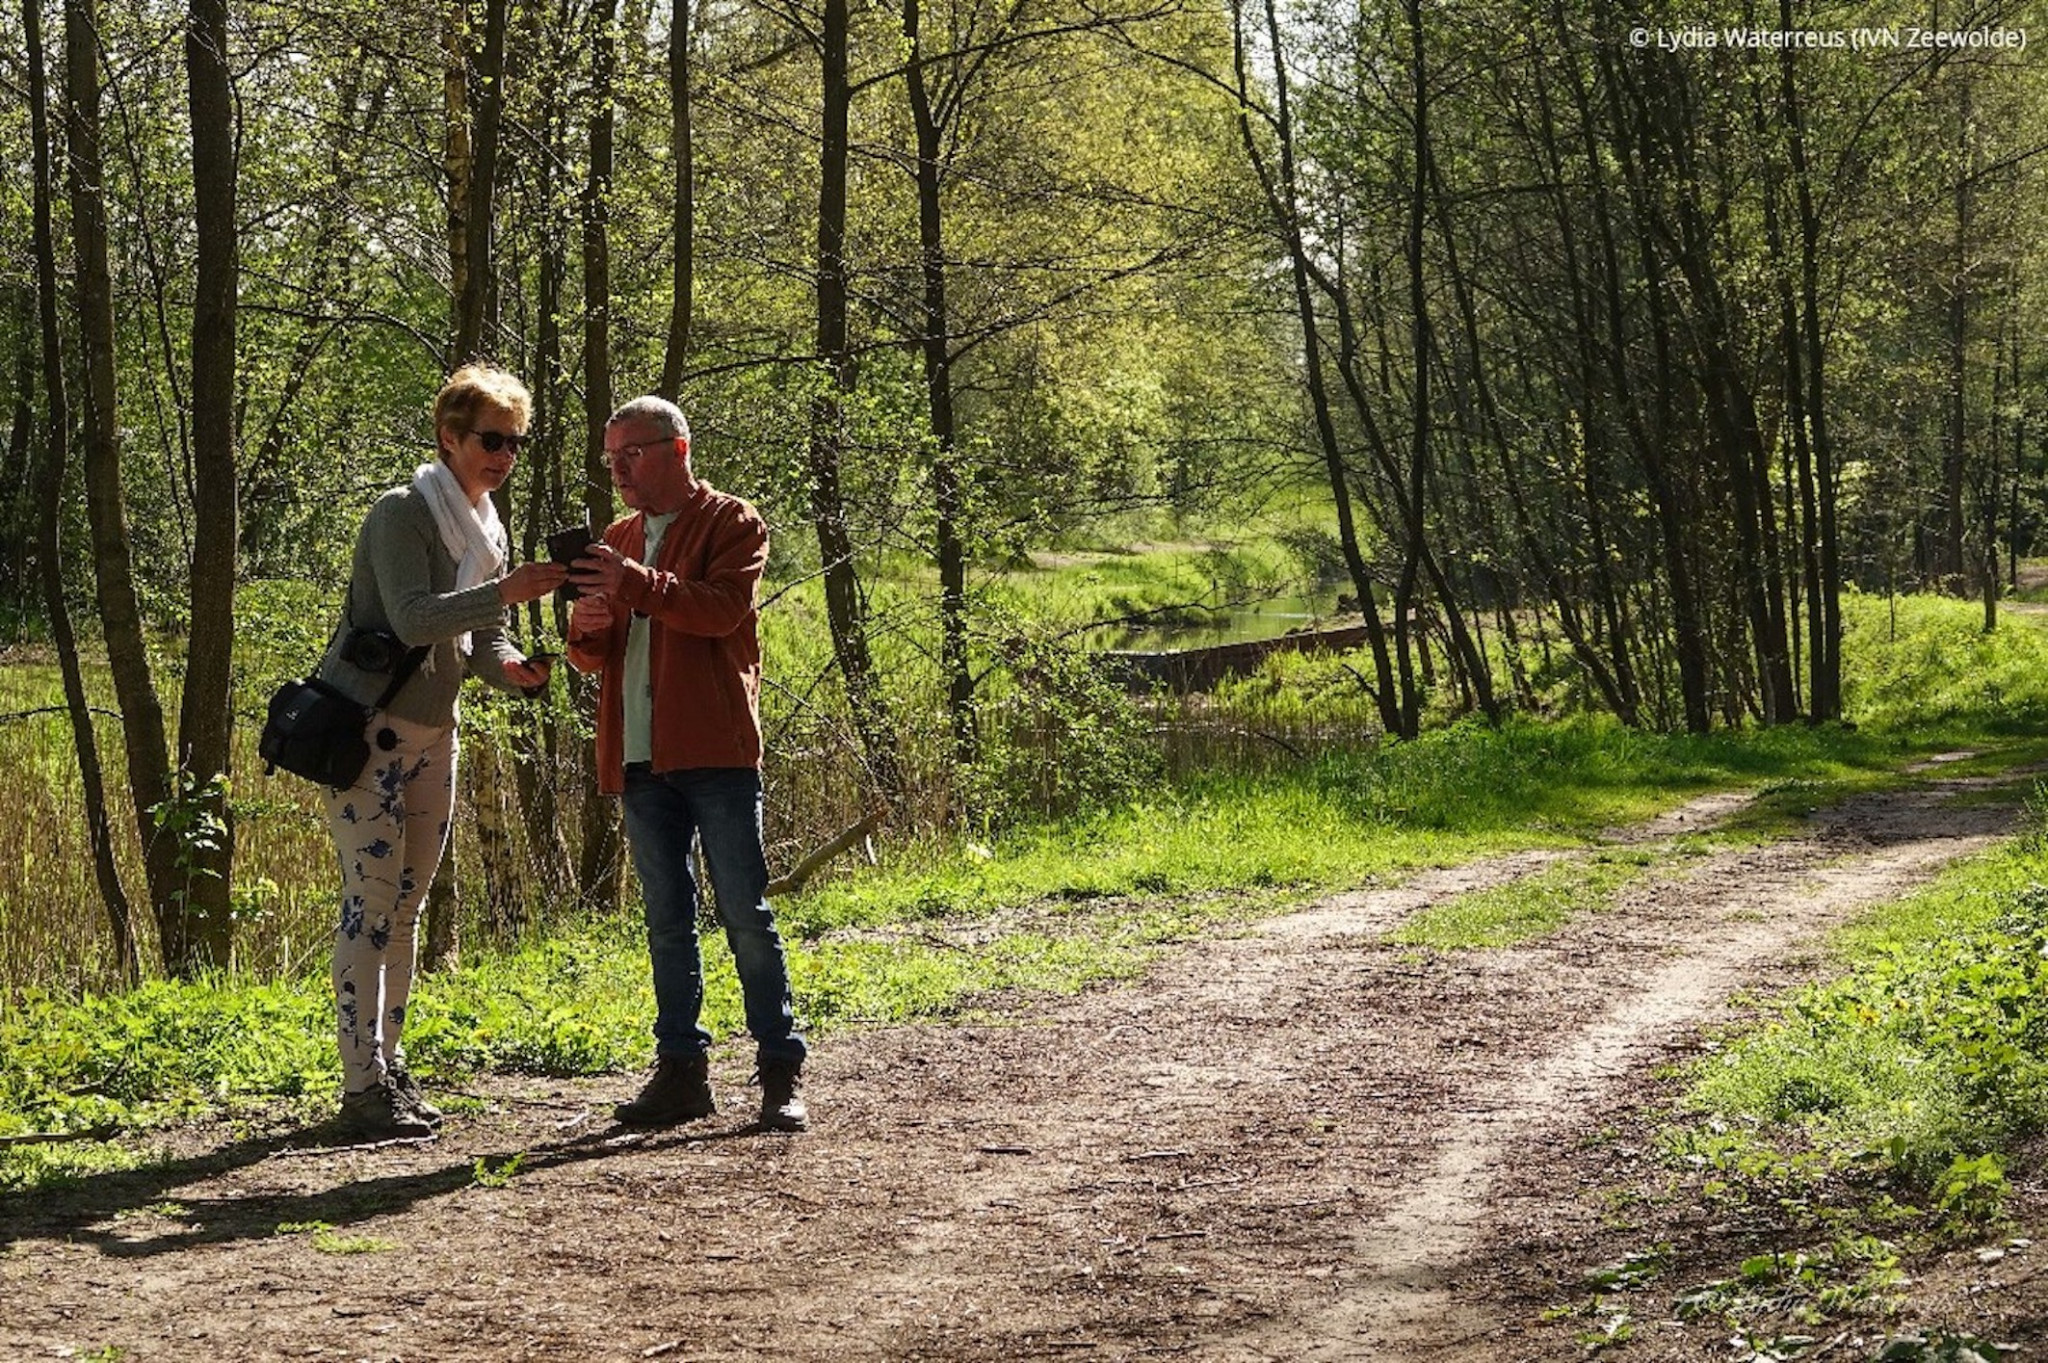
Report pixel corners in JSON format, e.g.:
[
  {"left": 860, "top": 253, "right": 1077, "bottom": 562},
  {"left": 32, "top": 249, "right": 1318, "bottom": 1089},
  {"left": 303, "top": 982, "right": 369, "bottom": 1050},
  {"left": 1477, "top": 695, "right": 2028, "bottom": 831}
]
[{"left": 259, "top": 602, "right": 428, "bottom": 788}]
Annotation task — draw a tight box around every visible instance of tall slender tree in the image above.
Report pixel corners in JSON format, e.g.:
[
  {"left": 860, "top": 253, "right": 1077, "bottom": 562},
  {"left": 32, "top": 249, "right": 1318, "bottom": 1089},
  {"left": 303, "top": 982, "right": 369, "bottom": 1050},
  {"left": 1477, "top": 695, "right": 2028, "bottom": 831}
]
[
  {"left": 176, "top": 0, "right": 242, "bottom": 964},
  {"left": 28, "top": 0, "right": 138, "bottom": 980},
  {"left": 67, "top": 0, "right": 189, "bottom": 966}
]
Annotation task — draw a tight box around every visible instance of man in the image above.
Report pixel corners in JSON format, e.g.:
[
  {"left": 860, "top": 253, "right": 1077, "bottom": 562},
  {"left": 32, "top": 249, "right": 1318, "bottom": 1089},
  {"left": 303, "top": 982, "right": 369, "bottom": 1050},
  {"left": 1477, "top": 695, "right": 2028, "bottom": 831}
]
[{"left": 566, "top": 395, "right": 807, "bottom": 1132}]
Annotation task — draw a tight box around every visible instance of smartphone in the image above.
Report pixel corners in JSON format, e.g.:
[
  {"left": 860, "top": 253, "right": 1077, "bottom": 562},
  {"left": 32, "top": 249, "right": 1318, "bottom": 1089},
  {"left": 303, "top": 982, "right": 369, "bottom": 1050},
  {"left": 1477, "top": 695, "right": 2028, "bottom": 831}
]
[{"left": 547, "top": 526, "right": 596, "bottom": 601}]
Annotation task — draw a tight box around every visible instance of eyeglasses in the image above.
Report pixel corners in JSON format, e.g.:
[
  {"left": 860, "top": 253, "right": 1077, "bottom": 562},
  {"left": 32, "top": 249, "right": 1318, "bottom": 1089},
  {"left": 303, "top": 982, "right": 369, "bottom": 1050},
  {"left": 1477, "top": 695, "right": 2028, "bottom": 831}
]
[
  {"left": 604, "top": 440, "right": 676, "bottom": 464},
  {"left": 471, "top": 429, "right": 529, "bottom": 454}
]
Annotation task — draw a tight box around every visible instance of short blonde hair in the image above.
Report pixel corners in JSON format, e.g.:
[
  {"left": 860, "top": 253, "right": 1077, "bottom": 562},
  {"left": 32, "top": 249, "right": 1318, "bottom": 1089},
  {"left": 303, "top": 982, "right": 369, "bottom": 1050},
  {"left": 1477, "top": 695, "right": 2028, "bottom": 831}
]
[{"left": 434, "top": 362, "right": 532, "bottom": 437}]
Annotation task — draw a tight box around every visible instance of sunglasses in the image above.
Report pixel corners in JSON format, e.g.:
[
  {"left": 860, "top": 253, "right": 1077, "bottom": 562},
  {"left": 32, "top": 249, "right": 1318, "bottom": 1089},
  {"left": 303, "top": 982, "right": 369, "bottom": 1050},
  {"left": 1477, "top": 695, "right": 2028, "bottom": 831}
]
[{"left": 471, "top": 429, "right": 530, "bottom": 454}]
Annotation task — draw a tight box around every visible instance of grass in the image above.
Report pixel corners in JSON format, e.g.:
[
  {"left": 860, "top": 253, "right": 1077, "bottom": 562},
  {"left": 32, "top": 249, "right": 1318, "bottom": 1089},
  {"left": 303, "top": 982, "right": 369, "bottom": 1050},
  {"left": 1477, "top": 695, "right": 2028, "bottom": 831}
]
[
  {"left": 7, "top": 589, "right": 2048, "bottom": 1193},
  {"left": 1676, "top": 819, "right": 2048, "bottom": 1185},
  {"left": 0, "top": 707, "right": 1950, "bottom": 1190},
  {"left": 784, "top": 702, "right": 2048, "bottom": 945},
  {"left": 276, "top": 1220, "right": 399, "bottom": 1254},
  {"left": 1390, "top": 849, "right": 1662, "bottom": 950},
  {"left": 1594, "top": 800, "right": 2048, "bottom": 1345}
]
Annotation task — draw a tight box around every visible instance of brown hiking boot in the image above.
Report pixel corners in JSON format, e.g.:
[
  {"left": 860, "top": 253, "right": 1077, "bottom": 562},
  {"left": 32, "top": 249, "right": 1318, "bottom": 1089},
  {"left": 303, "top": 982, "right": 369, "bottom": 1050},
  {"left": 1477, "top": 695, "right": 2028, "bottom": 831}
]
[
  {"left": 337, "top": 1078, "right": 435, "bottom": 1140},
  {"left": 756, "top": 1059, "right": 808, "bottom": 1133},
  {"left": 613, "top": 1054, "right": 715, "bottom": 1126},
  {"left": 389, "top": 1066, "right": 443, "bottom": 1126}
]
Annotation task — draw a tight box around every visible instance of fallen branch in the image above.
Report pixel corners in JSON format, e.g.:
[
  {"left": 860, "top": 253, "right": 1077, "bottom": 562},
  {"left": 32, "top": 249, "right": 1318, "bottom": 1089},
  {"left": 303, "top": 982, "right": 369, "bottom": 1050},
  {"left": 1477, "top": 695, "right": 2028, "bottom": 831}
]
[
  {"left": 0, "top": 705, "right": 122, "bottom": 724},
  {"left": 766, "top": 808, "right": 886, "bottom": 897}
]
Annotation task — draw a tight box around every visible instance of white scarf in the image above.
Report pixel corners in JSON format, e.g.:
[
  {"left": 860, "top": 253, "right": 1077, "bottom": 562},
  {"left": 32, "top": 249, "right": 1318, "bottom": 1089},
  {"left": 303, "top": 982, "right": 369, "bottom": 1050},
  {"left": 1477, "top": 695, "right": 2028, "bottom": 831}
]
[{"left": 413, "top": 460, "right": 506, "bottom": 663}]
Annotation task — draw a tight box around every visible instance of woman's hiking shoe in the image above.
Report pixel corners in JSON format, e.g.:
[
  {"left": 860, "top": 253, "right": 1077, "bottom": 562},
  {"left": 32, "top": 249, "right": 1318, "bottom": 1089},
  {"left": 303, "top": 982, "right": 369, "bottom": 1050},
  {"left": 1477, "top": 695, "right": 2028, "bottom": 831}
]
[
  {"left": 338, "top": 1079, "right": 435, "bottom": 1140},
  {"left": 389, "top": 1067, "right": 443, "bottom": 1126},
  {"left": 756, "top": 1059, "right": 808, "bottom": 1133},
  {"left": 613, "top": 1054, "right": 716, "bottom": 1126}
]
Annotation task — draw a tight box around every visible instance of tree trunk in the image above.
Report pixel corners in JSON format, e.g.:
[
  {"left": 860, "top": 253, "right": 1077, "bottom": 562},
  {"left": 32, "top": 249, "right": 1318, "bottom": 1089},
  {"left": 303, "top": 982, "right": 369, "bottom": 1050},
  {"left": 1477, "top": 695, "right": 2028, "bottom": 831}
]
[
  {"left": 461, "top": 0, "right": 518, "bottom": 946},
  {"left": 1649, "top": 63, "right": 1795, "bottom": 724},
  {"left": 456, "top": 0, "right": 508, "bottom": 361},
  {"left": 473, "top": 743, "right": 523, "bottom": 938},
  {"left": 1234, "top": 0, "right": 1401, "bottom": 737},
  {"left": 1410, "top": 132, "right": 1506, "bottom": 723},
  {"left": 510, "top": 16, "right": 574, "bottom": 918},
  {"left": 3, "top": 349, "right": 30, "bottom": 611},
  {"left": 1779, "top": 0, "right": 1839, "bottom": 720},
  {"left": 1587, "top": 38, "right": 1710, "bottom": 731},
  {"left": 1393, "top": 0, "right": 1435, "bottom": 739},
  {"left": 443, "top": 0, "right": 470, "bottom": 359},
  {"left": 812, "top": 0, "right": 902, "bottom": 794},
  {"left": 29, "top": 0, "right": 138, "bottom": 982},
  {"left": 658, "top": 0, "right": 694, "bottom": 400},
  {"left": 175, "top": 0, "right": 240, "bottom": 970},
  {"left": 67, "top": 0, "right": 184, "bottom": 963},
  {"left": 423, "top": 845, "right": 461, "bottom": 973},
  {"left": 1940, "top": 80, "right": 1974, "bottom": 591},
  {"left": 579, "top": 0, "right": 625, "bottom": 913},
  {"left": 902, "top": 0, "right": 975, "bottom": 767}
]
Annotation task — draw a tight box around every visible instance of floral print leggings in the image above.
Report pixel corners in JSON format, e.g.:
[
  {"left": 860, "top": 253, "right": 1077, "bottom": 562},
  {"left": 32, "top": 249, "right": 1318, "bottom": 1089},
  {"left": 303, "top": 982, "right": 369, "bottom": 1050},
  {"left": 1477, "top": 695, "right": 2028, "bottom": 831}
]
[{"left": 320, "top": 714, "right": 458, "bottom": 1093}]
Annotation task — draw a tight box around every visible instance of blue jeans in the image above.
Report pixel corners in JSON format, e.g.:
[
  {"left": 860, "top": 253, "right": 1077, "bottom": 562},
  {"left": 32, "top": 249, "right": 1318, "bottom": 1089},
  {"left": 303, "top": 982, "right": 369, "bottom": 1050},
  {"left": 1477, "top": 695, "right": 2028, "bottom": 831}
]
[{"left": 621, "top": 765, "right": 806, "bottom": 1067}]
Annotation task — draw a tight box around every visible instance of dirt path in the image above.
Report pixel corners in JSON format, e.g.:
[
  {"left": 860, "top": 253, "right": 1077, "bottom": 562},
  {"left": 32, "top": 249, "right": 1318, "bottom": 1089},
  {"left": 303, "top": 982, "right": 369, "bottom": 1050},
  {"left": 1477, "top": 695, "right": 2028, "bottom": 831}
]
[{"left": 0, "top": 771, "right": 2033, "bottom": 1362}]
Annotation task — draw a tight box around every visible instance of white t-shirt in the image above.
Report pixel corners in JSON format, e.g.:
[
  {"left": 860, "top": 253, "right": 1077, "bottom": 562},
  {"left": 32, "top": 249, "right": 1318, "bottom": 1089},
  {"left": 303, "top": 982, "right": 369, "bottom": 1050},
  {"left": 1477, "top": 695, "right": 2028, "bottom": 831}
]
[{"left": 623, "top": 510, "right": 679, "bottom": 765}]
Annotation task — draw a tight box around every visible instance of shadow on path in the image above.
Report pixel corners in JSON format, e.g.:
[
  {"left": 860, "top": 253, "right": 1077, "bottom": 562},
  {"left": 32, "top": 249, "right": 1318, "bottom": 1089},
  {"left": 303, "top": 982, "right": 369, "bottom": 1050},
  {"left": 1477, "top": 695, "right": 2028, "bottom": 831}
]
[{"left": 0, "top": 1113, "right": 754, "bottom": 1259}]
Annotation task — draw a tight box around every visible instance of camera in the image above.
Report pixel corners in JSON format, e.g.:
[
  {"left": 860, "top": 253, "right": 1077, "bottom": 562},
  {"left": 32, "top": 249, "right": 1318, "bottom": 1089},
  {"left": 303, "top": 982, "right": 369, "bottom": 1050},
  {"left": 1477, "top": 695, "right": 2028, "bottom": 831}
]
[{"left": 340, "top": 626, "right": 408, "bottom": 673}]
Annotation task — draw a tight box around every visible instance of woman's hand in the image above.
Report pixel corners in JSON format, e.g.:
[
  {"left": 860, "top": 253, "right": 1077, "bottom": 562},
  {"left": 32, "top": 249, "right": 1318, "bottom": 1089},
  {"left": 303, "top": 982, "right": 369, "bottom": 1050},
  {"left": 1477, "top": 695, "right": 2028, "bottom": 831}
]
[
  {"left": 497, "top": 560, "right": 569, "bottom": 605},
  {"left": 504, "top": 655, "right": 552, "bottom": 690}
]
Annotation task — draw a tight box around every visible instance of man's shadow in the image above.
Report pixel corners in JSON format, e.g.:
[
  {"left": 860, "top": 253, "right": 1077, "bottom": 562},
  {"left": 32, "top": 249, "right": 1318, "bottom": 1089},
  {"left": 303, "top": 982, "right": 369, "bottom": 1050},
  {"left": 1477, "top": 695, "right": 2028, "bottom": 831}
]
[{"left": 0, "top": 1112, "right": 762, "bottom": 1260}]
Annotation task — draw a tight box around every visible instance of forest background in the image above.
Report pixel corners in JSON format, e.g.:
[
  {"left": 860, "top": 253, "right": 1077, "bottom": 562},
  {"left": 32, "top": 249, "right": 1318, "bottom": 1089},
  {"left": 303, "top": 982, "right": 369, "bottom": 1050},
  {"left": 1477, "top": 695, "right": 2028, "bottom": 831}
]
[{"left": 3, "top": 0, "right": 2048, "bottom": 1011}]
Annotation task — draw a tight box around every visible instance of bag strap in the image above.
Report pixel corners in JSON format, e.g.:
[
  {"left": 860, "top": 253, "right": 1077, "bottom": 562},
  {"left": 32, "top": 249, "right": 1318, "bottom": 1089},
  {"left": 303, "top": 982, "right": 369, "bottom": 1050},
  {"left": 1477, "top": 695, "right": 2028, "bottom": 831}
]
[
  {"left": 343, "top": 574, "right": 430, "bottom": 713},
  {"left": 370, "top": 644, "right": 430, "bottom": 711}
]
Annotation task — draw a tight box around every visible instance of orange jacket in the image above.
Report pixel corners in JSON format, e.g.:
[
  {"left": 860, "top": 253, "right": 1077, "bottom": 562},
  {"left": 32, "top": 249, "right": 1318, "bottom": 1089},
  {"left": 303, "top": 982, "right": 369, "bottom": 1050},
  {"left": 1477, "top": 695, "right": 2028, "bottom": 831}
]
[{"left": 566, "top": 481, "right": 767, "bottom": 793}]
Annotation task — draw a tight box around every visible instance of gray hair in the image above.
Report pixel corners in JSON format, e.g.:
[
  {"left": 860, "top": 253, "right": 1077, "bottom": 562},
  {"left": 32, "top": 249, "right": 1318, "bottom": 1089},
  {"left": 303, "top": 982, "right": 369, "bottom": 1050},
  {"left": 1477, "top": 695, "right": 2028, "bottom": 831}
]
[{"left": 606, "top": 395, "right": 690, "bottom": 445}]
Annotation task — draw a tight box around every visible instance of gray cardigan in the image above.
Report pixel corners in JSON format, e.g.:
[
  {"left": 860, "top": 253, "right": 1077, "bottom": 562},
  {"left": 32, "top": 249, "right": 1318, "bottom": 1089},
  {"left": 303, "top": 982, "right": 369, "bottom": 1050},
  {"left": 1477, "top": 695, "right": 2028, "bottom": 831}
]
[{"left": 315, "top": 485, "right": 524, "bottom": 727}]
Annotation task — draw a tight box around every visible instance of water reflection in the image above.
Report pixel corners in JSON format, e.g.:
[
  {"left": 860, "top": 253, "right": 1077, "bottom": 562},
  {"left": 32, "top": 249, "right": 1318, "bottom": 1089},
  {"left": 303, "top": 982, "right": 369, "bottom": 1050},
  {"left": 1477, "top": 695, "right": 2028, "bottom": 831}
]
[{"left": 1091, "top": 589, "right": 1351, "bottom": 651}]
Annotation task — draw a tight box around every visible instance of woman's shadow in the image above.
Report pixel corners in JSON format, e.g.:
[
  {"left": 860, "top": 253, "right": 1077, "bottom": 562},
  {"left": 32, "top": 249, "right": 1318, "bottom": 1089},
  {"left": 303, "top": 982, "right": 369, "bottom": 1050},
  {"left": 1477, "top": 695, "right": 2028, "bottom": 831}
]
[{"left": 0, "top": 1109, "right": 755, "bottom": 1260}]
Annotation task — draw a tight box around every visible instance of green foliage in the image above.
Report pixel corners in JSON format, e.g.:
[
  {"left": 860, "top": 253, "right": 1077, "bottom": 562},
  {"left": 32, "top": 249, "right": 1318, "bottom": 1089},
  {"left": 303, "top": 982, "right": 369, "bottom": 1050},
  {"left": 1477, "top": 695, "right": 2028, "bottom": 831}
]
[
  {"left": 985, "top": 534, "right": 1312, "bottom": 642},
  {"left": 401, "top": 931, "right": 650, "bottom": 1076},
  {"left": 471, "top": 1152, "right": 526, "bottom": 1188},
  {"left": 1932, "top": 1153, "right": 2008, "bottom": 1225},
  {"left": 1843, "top": 591, "right": 2048, "bottom": 735},
  {"left": 1685, "top": 864, "right": 2048, "bottom": 1191},
  {"left": 964, "top": 634, "right": 1163, "bottom": 825},
  {"left": 149, "top": 769, "right": 232, "bottom": 915},
  {"left": 1670, "top": 1236, "right": 1906, "bottom": 1331}
]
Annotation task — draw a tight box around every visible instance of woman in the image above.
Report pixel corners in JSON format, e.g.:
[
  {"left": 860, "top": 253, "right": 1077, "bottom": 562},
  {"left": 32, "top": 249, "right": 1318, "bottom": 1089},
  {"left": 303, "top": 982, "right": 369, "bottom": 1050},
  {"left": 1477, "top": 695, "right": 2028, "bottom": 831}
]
[{"left": 316, "top": 362, "right": 566, "bottom": 1139}]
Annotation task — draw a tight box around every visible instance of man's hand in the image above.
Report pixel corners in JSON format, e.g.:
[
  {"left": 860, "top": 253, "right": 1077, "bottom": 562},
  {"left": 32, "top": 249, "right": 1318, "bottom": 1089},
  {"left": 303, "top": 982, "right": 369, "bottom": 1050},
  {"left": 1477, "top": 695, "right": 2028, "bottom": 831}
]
[
  {"left": 568, "top": 542, "right": 638, "bottom": 603},
  {"left": 569, "top": 590, "right": 615, "bottom": 635}
]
